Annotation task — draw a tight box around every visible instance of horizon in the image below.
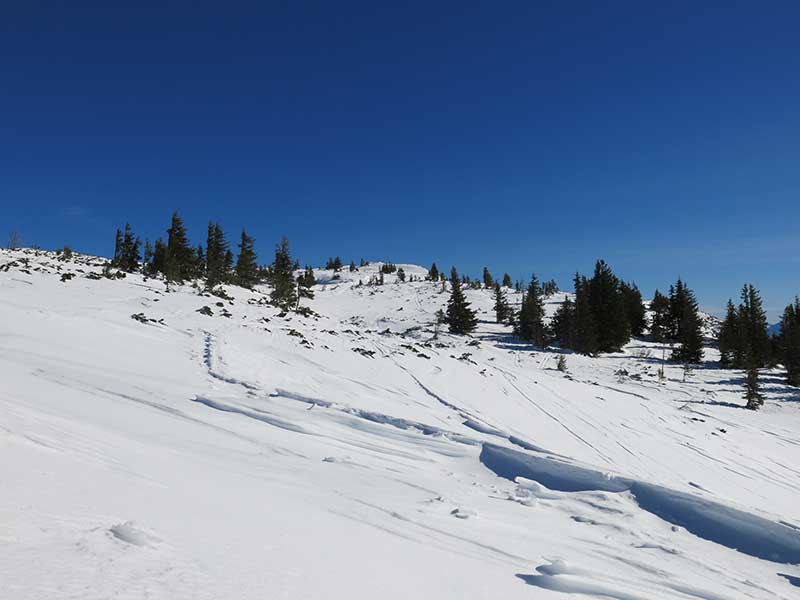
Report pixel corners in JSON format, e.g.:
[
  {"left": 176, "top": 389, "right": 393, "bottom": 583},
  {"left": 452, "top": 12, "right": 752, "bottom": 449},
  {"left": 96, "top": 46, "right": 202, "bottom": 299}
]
[{"left": 2, "top": 2, "right": 799, "bottom": 320}]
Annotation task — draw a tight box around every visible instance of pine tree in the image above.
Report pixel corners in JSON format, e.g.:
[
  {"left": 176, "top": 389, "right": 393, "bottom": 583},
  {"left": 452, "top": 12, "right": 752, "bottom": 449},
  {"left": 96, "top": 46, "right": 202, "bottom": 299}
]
[
  {"left": 269, "top": 236, "right": 298, "bottom": 310},
  {"left": 744, "top": 363, "right": 764, "bottom": 409},
  {"left": 428, "top": 263, "right": 439, "bottom": 281},
  {"left": 502, "top": 273, "right": 512, "bottom": 287},
  {"left": 112, "top": 228, "right": 123, "bottom": 267},
  {"left": 349, "top": 260, "right": 356, "bottom": 272},
  {"left": 493, "top": 283, "right": 510, "bottom": 323},
  {"left": 117, "top": 223, "right": 141, "bottom": 272},
  {"left": 588, "top": 260, "right": 630, "bottom": 352},
  {"left": 164, "top": 212, "right": 195, "bottom": 282},
  {"left": 649, "top": 289, "right": 670, "bottom": 342},
  {"left": 446, "top": 267, "right": 478, "bottom": 334},
  {"left": 143, "top": 240, "right": 154, "bottom": 276},
  {"left": 718, "top": 299, "right": 738, "bottom": 368},
  {"left": 780, "top": 298, "right": 800, "bottom": 386},
  {"left": 669, "top": 279, "right": 704, "bottom": 364},
  {"left": 482, "top": 266, "right": 493, "bottom": 288},
  {"left": 516, "top": 275, "right": 547, "bottom": 346},
  {"left": 205, "top": 222, "right": 230, "bottom": 288},
  {"left": 620, "top": 281, "right": 646, "bottom": 337},
  {"left": 234, "top": 229, "right": 259, "bottom": 288},
  {"left": 195, "top": 244, "right": 206, "bottom": 278}
]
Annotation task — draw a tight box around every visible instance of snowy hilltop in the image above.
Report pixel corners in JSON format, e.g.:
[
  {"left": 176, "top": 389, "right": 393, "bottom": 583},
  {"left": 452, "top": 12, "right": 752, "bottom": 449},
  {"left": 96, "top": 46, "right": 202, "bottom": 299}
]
[{"left": 1, "top": 247, "right": 800, "bottom": 599}]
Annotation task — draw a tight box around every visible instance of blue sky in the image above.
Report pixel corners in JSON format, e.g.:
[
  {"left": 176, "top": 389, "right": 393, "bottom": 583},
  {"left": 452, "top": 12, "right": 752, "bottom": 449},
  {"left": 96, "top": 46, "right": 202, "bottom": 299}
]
[{"left": 2, "top": 2, "right": 799, "bottom": 318}]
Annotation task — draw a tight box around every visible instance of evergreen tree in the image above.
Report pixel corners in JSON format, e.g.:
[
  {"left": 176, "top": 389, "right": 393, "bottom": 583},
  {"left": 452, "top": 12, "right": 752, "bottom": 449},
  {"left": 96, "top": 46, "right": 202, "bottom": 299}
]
[
  {"left": 205, "top": 222, "right": 230, "bottom": 288},
  {"left": 502, "top": 273, "right": 512, "bottom": 288},
  {"left": 588, "top": 260, "right": 630, "bottom": 352},
  {"left": 112, "top": 228, "right": 123, "bottom": 266},
  {"left": 669, "top": 278, "right": 704, "bottom": 364},
  {"left": 117, "top": 223, "right": 141, "bottom": 272},
  {"left": 573, "top": 274, "right": 599, "bottom": 355},
  {"left": 551, "top": 297, "right": 577, "bottom": 349},
  {"left": 445, "top": 267, "right": 478, "bottom": 334},
  {"left": 234, "top": 229, "right": 259, "bottom": 288},
  {"left": 269, "top": 236, "right": 298, "bottom": 310},
  {"left": 516, "top": 275, "right": 547, "bottom": 346},
  {"left": 164, "top": 212, "right": 195, "bottom": 282},
  {"left": 195, "top": 244, "right": 206, "bottom": 278},
  {"left": 649, "top": 289, "right": 670, "bottom": 342},
  {"left": 428, "top": 262, "right": 439, "bottom": 281},
  {"left": 298, "top": 266, "right": 316, "bottom": 300},
  {"left": 349, "top": 260, "right": 356, "bottom": 272},
  {"left": 493, "top": 283, "right": 510, "bottom": 324},
  {"left": 152, "top": 238, "right": 166, "bottom": 275},
  {"left": 737, "top": 284, "right": 770, "bottom": 368},
  {"left": 744, "top": 364, "right": 764, "bottom": 410},
  {"left": 482, "top": 266, "right": 493, "bottom": 288},
  {"left": 718, "top": 299, "right": 739, "bottom": 368},
  {"left": 620, "top": 281, "right": 646, "bottom": 337},
  {"left": 780, "top": 298, "right": 800, "bottom": 386}
]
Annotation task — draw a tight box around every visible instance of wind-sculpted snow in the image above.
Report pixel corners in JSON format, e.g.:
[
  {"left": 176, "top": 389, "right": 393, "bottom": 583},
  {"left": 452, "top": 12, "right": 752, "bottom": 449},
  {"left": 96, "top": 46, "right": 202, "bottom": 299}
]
[
  {"left": 481, "top": 443, "right": 800, "bottom": 564},
  {"left": 3, "top": 249, "right": 800, "bottom": 599}
]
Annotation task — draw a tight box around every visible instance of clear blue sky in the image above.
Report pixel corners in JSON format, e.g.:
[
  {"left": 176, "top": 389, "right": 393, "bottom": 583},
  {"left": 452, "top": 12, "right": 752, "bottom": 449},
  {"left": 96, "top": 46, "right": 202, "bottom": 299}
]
[{"left": 2, "top": 2, "right": 799, "bottom": 319}]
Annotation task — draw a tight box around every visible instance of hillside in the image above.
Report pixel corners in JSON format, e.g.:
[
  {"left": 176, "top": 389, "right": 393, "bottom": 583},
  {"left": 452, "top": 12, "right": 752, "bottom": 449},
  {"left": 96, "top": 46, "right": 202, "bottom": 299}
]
[{"left": 1, "top": 247, "right": 799, "bottom": 599}]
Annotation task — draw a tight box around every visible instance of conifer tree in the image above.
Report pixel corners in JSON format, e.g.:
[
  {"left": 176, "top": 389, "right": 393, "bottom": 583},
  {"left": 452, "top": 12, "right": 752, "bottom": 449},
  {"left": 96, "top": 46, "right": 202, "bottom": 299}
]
[
  {"left": 482, "top": 266, "right": 493, "bottom": 288},
  {"left": 516, "top": 275, "right": 547, "bottom": 346},
  {"left": 205, "top": 222, "right": 230, "bottom": 288},
  {"left": 649, "top": 290, "right": 670, "bottom": 342},
  {"left": 573, "top": 274, "right": 599, "bottom": 355},
  {"left": 269, "top": 237, "right": 298, "bottom": 310},
  {"left": 588, "top": 260, "right": 630, "bottom": 352},
  {"left": 718, "top": 300, "right": 739, "bottom": 368},
  {"left": 117, "top": 223, "right": 141, "bottom": 272},
  {"left": 298, "top": 266, "right": 316, "bottom": 300},
  {"left": 152, "top": 238, "right": 166, "bottom": 275},
  {"left": 349, "top": 260, "right": 356, "bottom": 272},
  {"left": 493, "top": 283, "right": 510, "bottom": 323},
  {"left": 428, "top": 262, "right": 439, "bottom": 281},
  {"left": 502, "top": 273, "right": 512, "bottom": 288},
  {"left": 780, "top": 298, "right": 800, "bottom": 386},
  {"left": 234, "top": 229, "right": 259, "bottom": 288},
  {"left": 744, "top": 364, "right": 764, "bottom": 409},
  {"left": 143, "top": 240, "right": 154, "bottom": 276},
  {"left": 737, "top": 284, "right": 770, "bottom": 368},
  {"left": 551, "top": 297, "right": 577, "bottom": 349},
  {"left": 669, "top": 278, "right": 704, "bottom": 364},
  {"left": 113, "top": 228, "right": 123, "bottom": 267},
  {"left": 195, "top": 244, "right": 206, "bottom": 278},
  {"left": 446, "top": 267, "right": 478, "bottom": 334},
  {"left": 164, "top": 212, "right": 195, "bottom": 282},
  {"left": 620, "top": 281, "right": 646, "bottom": 337}
]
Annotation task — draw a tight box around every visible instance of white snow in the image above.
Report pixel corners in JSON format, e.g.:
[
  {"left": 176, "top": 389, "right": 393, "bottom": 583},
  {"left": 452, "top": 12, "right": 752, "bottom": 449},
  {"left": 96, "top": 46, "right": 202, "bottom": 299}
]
[{"left": 1, "top": 248, "right": 800, "bottom": 599}]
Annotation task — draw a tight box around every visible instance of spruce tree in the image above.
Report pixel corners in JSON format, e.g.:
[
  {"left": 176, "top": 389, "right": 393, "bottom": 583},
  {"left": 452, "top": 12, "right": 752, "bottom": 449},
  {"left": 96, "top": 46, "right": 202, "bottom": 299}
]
[
  {"left": 298, "top": 266, "right": 316, "bottom": 301},
  {"left": 234, "top": 229, "right": 259, "bottom": 288},
  {"left": 588, "top": 260, "right": 630, "bottom": 352},
  {"left": 502, "top": 273, "right": 512, "bottom": 288},
  {"left": 143, "top": 240, "right": 154, "bottom": 276},
  {"left": 649, "top": 290, "right": 670, "bottom": 342},
  {"left": 780, "top": 298, "right": 800, "bottom": 386},
  {"left": 112, "top": 228, "right": 123, "bottom": 267},
  {"left": 669, "top": 279, "right": 704, "bottom": 364},
  {"left": 718, "top": 300, "right": 739, "bottom": 368},
  {"left": 428, "top": 262, "right": 439, "bottom": 281},
  {"left": 349, "top": 260, "right": 356, "bottom": 272},
  {"left": 205, "top": 222, "right": 230, "bottom": 288},
  {"left": 482, "top": 266, "right": 493, "bottom": 288},
  {"left": 737, "top": 284, "right": 770, "bottom": 368},
  {"left": 744, "top": 364, "right": 764, "bottom": 409},
  {"left": 152, "top": 238, "right": 167, "bottom": 275},
  {"left": 620, "top": 281, "right": 646, "bottom": 337},
  {"left": 269, "top": 236, "right": 298, "bottom": 310},
  {"left": 551, "top": 297, "right": 577, "bottom": 349},
  {"left": 574, "top": 274, "right": 599, "bottom": 355},
  {"left": 446, "top": 267, "right": 478, "bottom": 334},
  {"left": 118, "top": 223, "right": 141, "bottom": 272},
  {"left": 516, "top": 275, "right": 547, "bottom": 346},
  {"left": 493, "top": 283, "right": 510, "bottom": 324},
  {"left": 164, "top": 212, "right": 195, "bottom": 282}
]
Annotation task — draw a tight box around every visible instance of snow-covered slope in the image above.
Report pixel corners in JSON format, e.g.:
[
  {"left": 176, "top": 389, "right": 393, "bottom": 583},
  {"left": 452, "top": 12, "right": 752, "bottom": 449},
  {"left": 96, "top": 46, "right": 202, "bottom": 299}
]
[{"left": 2, "top": 248, "right": 799, "bottom": 599}]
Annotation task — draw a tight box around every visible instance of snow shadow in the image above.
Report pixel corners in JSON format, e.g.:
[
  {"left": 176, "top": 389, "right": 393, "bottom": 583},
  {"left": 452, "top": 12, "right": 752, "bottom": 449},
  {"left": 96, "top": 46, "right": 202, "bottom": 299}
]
[{"left": 481, "top": 443, "right": 800, "bottom": 564}]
